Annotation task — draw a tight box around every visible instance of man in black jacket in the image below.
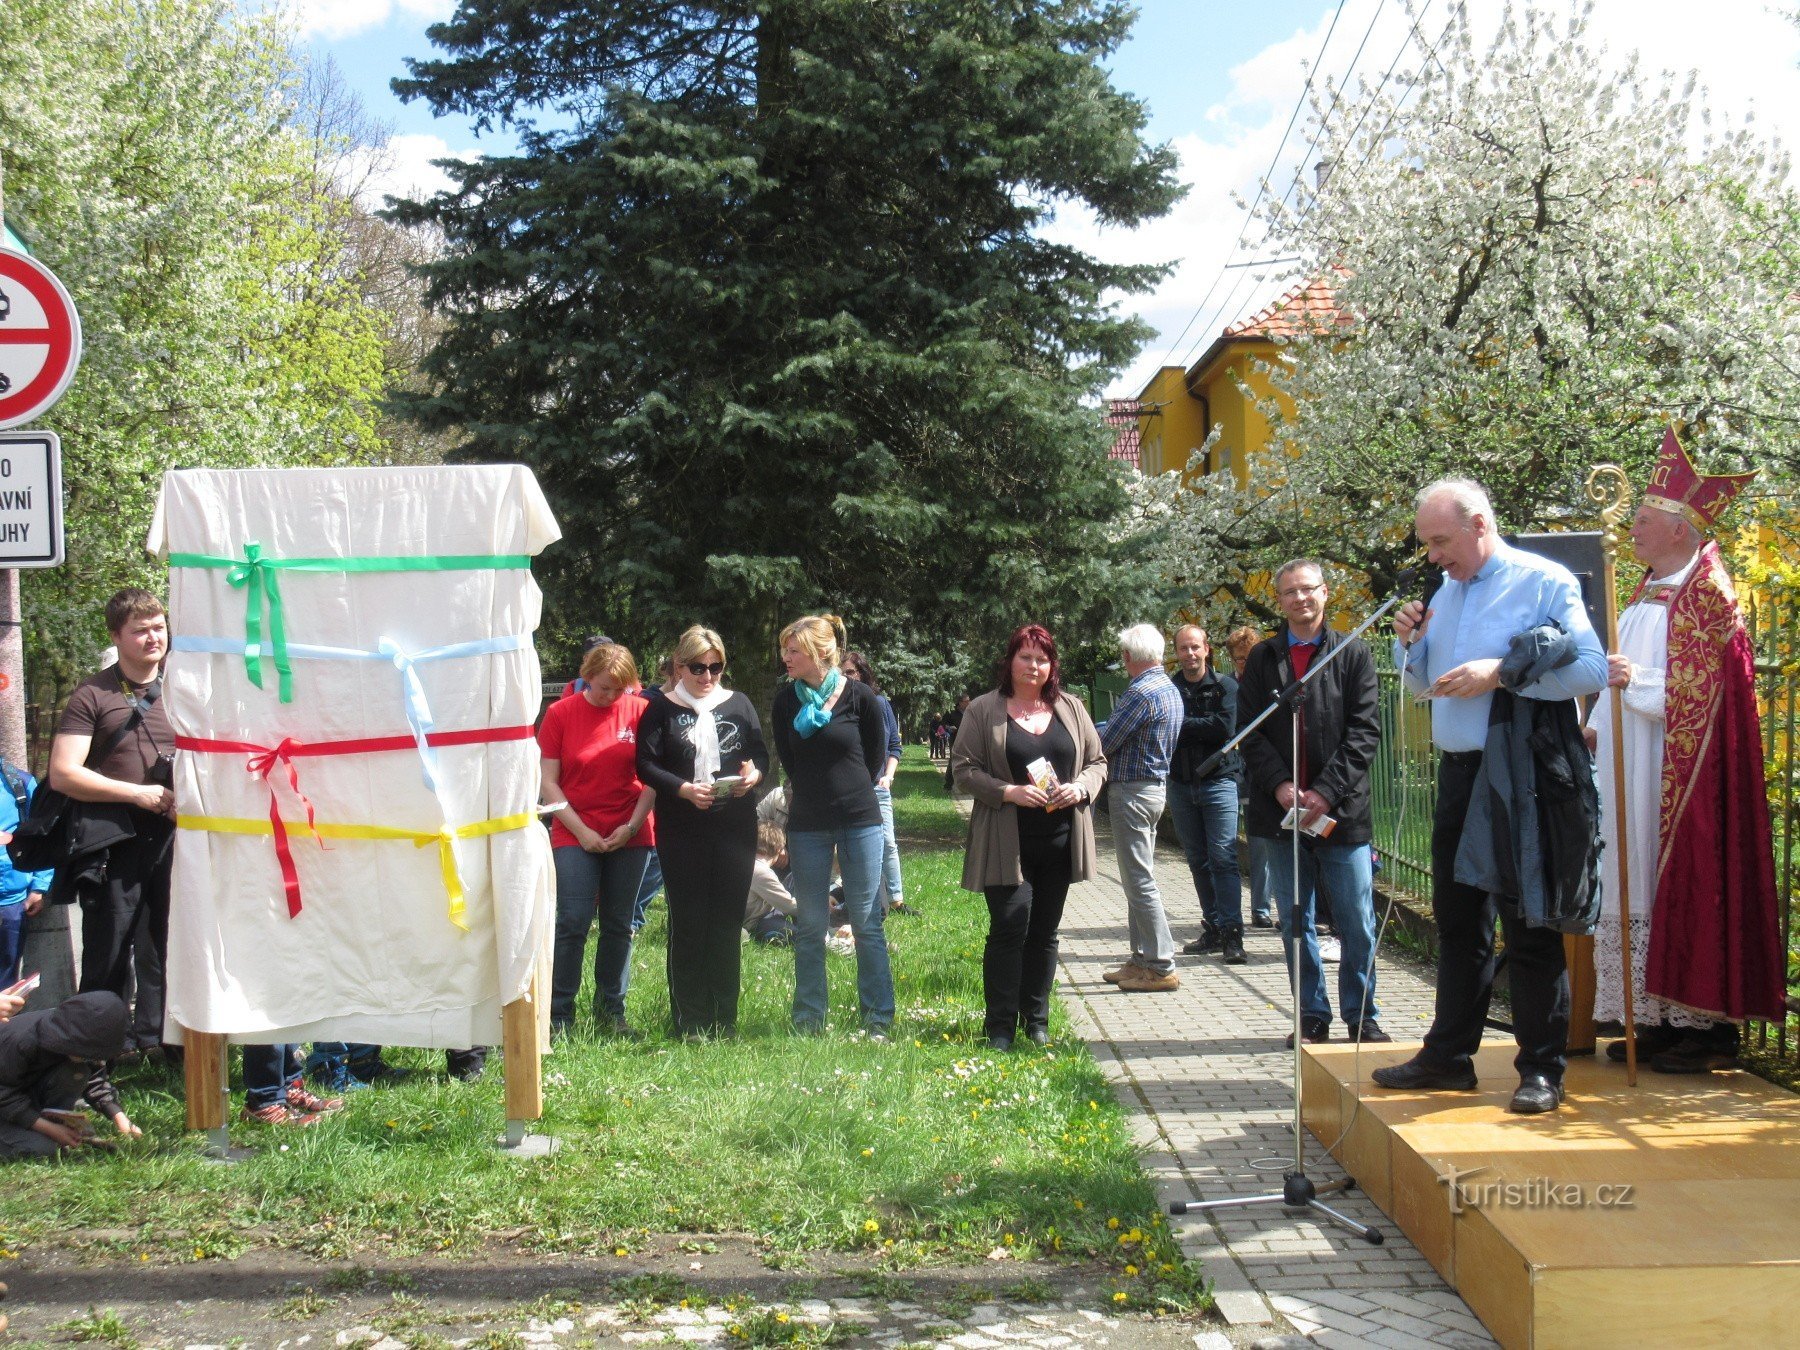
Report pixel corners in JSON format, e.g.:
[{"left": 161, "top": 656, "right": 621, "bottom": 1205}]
[
  {"left": 1167, "top": 626, "right": 1246, "bottom": 964},
  {"left": 1240, "top": 561, "right": 1388, "bottom": 1045}
]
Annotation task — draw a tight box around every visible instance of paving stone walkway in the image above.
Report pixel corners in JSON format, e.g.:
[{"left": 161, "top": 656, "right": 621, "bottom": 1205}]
[{"left": 1052, "top": 814, "right": 1499, "bottom": 1349}]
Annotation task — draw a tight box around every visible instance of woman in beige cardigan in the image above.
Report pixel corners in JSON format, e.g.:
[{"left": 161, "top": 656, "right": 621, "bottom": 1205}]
[{"left": 952, "top": 625, "right": 1108, "bottom": 1049}]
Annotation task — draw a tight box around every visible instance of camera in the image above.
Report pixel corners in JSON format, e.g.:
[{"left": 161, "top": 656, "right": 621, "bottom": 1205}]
[{"left": 147, "top": 753, "right": 175, "bottom": 789}]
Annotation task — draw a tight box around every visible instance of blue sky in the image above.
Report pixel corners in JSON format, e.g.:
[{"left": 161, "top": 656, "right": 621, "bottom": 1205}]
[{"left": 301, "top": 1, "right": 1800, "bottom": 397}]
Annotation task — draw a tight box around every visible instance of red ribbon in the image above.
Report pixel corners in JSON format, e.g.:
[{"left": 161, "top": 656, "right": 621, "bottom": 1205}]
[{"left": 174, "top": 725, "right": 535, "bottom": 918}]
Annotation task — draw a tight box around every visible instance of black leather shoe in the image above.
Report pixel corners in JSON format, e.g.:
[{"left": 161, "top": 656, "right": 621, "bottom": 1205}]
[
  {"left": 1606, "top": 1024, "right": 1682, "bottom": 1062},
  {"left": 986, "top": 1035, "right": 1014, "bottom": 1052},
  {"left": 1508, "top": 1074, "right": 1563, "bottom": 1114},
  {"left": 1650, "top": 1033, "right": 1740, "bottom": 1074},
  {"left": 1220, "top": 927, "right": 1247, "bottom": 964},
  {"left": 1347, "top": 1021, "right": 1392, "bottom": 1043},
  {"left": 1024, "top": 1028, "right": 1050, "bottom": 1047},
  {"left": 1370, "top": 1058, "right": 1477, "bottom": 1091},
  {"left": 1284, "top": 1017, "right": 1330, "bottom": 1049},
  {"left": 1251, "top": 914, "right": 1275, "bottom": 929}
]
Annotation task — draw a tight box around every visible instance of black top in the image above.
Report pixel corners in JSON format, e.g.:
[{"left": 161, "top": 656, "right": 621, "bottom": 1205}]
[
  {"left": 1004, "top": 714, "right": 1077, "bottom": 846},
  {"left": 771, "top": 677, "right": 889, "bottom": 831},
  {"left": 1171, "top": 668, "right": 1239, "bottom": 782},
  {"left": 634, "top": 690, "right": 770, "bottom": 828}
]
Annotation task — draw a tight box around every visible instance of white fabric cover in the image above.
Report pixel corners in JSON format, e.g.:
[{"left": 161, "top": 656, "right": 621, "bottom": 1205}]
[{"left": 148, "top": 466, "right": 560, "bottom": 1046}]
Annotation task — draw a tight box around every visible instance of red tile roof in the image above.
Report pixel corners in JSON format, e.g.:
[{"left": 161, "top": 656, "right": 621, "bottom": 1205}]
[
  {"left": 1105, "top": 399, "right": 1144, "bottom": 465},
  {"left": 1222, "top": 273, "right": 1344, "bottom": 340}
]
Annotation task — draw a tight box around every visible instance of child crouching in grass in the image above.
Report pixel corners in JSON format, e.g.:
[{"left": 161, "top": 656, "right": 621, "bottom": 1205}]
[{"left": 745, "top": 821, "right": 796, "bottom": 947}]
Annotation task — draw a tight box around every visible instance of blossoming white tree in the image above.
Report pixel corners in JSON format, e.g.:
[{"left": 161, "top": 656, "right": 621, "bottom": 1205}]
[{"left": 1143, "top": 1, "right": 1800, "bottom": 616}]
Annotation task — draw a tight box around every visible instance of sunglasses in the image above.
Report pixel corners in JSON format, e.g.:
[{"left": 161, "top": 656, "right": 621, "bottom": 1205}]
[{"left": 686, "top": 661, "right": 725, "bottom": 677}]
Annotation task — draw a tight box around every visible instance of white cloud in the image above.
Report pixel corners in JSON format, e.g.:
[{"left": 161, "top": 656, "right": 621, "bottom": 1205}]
[
  {"left": 347, "top": 132, "right": 478, "bottom": 209},
  {"left": 1084, "top": 0, "right": 1800, "bottom": 398},
  {"left": 292, "top": 0, "right": 454, "bottom": 42}
]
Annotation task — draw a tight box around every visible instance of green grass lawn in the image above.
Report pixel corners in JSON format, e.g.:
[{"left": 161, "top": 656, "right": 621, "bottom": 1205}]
[{"left": 0, "top": 749, "right": 1202, "bottom": 1312}]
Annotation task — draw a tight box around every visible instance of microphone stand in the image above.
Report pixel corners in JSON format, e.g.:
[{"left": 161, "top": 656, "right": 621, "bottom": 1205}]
[{"left": 1168, "top": 587, "right": 1411, "bottom": 1246}]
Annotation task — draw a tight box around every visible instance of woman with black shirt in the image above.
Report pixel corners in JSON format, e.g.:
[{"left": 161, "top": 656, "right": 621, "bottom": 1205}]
[
  {"left": 772, "top": 614, "right": 894, "bottom": 1036},
  {"left": 951, "top": 625, "right": 1107, "bottom": 1049},
  {"left": 635, "top": 626, "right": 769, "bottom": 1036}
]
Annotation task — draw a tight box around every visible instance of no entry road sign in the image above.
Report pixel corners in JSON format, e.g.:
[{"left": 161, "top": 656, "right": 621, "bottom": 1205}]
[{"left": 0, "top": 249, "right": 83, "bottom": 432}]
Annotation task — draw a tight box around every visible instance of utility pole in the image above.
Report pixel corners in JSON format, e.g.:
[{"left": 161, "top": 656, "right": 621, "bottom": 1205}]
[{"left": 0, "top": 151, "right": 25, "bottom": 769}]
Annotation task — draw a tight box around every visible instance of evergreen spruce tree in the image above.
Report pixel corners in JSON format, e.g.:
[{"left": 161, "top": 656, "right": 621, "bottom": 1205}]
[{"left": 393, "top": 1, "right": 1181, "bottom": 697}]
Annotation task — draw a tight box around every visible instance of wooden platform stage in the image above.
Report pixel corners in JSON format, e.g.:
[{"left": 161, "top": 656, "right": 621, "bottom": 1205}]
[{"left": 1300, "top": 1042, "right": 1800, "bottom": 1349}]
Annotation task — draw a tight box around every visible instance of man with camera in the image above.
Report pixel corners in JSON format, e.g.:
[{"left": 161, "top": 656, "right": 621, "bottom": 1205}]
[{"left": 48, "top": 589, "right": 177, "bottom": 1059}]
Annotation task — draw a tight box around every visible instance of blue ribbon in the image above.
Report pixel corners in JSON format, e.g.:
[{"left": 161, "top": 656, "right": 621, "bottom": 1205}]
[{"left": 172, "top": 633, "right": 530, "bottom": 792}]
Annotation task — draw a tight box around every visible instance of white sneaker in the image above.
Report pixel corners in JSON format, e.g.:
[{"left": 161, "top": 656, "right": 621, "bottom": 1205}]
[{"left": 1319, "top": 936, "right": 1343, "bottom": 963}]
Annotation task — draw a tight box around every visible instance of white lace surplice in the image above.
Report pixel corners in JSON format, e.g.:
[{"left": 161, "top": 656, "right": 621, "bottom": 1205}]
[
  {"left": 148, "top": 466, "right": 560, "bottom": 1047},
  {"left": 1589, "top": 555, "right": 1709, "bottom": 1028}
]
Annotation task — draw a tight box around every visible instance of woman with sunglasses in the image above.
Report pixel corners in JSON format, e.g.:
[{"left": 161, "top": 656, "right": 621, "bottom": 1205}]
[
  {"left": 635, "top": 626, "right": 769, "bottom": 1036},
  {"left": 773, "top": 615, "right": 894, "bottom": 1037}
]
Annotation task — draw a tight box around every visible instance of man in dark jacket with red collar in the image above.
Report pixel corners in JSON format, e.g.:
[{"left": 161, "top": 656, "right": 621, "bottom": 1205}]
[{"left": 1239, "top": 560, "right": 1387, "bottom": 1046}]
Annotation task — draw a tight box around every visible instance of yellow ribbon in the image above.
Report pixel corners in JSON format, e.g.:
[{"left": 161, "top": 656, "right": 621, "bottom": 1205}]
[{"left": 178, "top": 811, "right": 534, "bottom": 931}]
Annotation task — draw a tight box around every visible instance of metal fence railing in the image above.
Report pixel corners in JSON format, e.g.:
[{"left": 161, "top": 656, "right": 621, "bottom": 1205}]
[{"left": 1365, "top": 593, "right": 1800, "bottom": 1065}]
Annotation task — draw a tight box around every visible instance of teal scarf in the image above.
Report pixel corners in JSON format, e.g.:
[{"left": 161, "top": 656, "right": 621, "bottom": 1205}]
[{"left": 793, "top": 668, "right": 844, "bottom": 738}]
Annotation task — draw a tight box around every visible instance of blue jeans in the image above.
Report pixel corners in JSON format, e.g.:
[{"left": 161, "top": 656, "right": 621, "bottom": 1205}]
[
  {"left": 1264, "top": 836, "right": 1378, "bottom": 1029},
  {"left": 631, "top": 850, "right": 664, "bottom": 932},
  {"left": 788, "top": 823, "right": 893, "bottom": 1029},
  {"left": 1245, "top": 803, "right": 1272, "bottom": 922},
  {"left": 874, "top": 786, "right": 904, "bottom": 908},
  {"left": 244, "top": 1044, "right": 301, "bottom": 1110},
  {"left": 0, "top": 902, "right": 22, "bottom": 986},
  {"left": 552, "top": 845, "right": 652, "bottom": 1027},
  {"left": 1165, "top": 776, "right": 1241, "bottom": 930}
]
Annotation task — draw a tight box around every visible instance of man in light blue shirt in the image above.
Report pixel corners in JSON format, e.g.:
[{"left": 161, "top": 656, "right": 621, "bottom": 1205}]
[{"left": 1372, "top": 478, "right": 1606, "bottom": 1115}]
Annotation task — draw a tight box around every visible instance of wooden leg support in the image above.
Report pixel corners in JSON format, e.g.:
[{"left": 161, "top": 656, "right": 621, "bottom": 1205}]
[
  {"left": 499, "top": 969, "right": 557, "bottom": 1156},
  {"left": 181, "top": 1029, "right": 235, "bottom": 1158}
]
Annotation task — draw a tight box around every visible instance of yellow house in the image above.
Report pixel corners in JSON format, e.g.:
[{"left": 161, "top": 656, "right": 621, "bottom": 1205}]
[{"left": 1115, "top": 275, "right": 1342, "bottom": 486}]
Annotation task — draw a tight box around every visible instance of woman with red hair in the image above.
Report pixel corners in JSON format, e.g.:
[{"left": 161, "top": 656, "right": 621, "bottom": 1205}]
[{"left": 951, "top": 625, "right": 1108, "bottom": 1049}]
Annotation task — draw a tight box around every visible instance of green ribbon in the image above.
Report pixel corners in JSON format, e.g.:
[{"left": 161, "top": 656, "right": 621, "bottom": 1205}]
[{"left": 169, "top": 545, "right": 532, "bottom": 703}]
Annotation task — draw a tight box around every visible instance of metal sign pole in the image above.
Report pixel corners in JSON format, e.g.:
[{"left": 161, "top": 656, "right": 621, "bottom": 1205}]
[{"left": 0, "top": 156, "right": 26, "bottom": 768}]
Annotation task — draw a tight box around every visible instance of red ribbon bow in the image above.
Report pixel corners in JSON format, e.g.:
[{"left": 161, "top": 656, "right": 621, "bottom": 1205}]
[{"left": 174, "top": 725, "right": 535, "bottom": 918}]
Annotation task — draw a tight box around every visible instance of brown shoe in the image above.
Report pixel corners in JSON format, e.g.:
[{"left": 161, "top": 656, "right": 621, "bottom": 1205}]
[
  {"left": 1116, "top": 967, "right": 1181, "bottom": 993},
  {"left": 1102, "top": 962, "right": 1141, "bottom": 985},
  {"left": 286, "top": 1081, "right": 345, "bottom": 1114},
  {"left": 241, "top": 1102, "right": 322, "bottom": 1127}
]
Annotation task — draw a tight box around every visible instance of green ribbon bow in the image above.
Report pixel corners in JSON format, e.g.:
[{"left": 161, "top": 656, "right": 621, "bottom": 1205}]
[{"left": 169, "top": 545, "right": 532, "bottom": 702}]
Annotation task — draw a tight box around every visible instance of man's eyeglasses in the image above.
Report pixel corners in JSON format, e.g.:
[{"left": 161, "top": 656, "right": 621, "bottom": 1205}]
[
  {"left": 686, "top": 661, "right": 725, "bottom": 677},
  {"left": 1278, "top": 583, "right": 1324, "bottom": 600}
]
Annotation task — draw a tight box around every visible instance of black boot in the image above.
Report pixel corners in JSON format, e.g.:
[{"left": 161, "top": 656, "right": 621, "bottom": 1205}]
[
  {"left": 1220, "top": 926, "right": 1246, "bottom": 964},
  {"left": 1181, "top": 923, "right": 1221, "bottom": 956}
]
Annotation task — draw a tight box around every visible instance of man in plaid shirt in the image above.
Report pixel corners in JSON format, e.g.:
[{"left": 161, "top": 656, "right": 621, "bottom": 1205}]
[{"left": 1100, "top": 625, "right": 1186, "bottom": 993}]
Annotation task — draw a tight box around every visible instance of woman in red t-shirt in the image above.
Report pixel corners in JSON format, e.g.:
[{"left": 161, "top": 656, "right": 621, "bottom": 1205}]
[{"left": 538, "top": 642, "right": 656, "bottom": 1037}]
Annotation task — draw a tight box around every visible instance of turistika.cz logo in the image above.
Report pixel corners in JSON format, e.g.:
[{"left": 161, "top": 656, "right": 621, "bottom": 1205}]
[{"left": 1434, "top": 1163, "right": 1635, "bottom": 1214}]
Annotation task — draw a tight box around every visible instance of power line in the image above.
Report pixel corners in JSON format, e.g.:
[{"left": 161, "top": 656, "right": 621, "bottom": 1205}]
[
  {"left": 1145, "top": 0, "right": 1352, "bottom": 375},
  {"left": 1174, "top": 0, "right": 1393, "bottom": 365}
]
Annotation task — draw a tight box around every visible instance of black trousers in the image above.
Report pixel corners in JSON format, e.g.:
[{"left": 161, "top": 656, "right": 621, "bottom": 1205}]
[
  {"left": 1421, "top": 752, "right": 1569, "bottom": 1081},
  {"left": 982, "top": 833, "right": 1074, "bottom": 1042},
  {"left": 658, "top": 810, "right": 756, "bottom": 1035},
  {"left": 78, "top": 818, "right": 175, "bottom": 1052}
]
